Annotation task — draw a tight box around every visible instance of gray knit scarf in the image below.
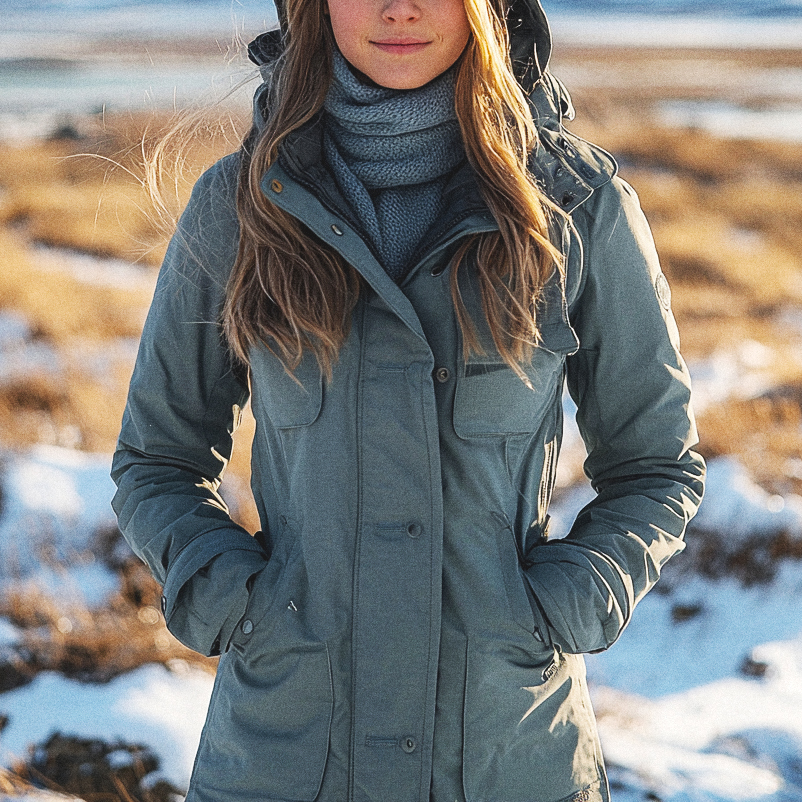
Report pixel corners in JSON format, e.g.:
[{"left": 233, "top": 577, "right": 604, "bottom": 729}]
[{"left": 323, "top": 51, "right": 464, "bottom": 281}]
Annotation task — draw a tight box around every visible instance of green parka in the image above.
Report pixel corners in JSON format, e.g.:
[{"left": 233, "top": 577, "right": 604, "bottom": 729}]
[{"left": 112, "top": 2, "right": 705, "bottom": 800}]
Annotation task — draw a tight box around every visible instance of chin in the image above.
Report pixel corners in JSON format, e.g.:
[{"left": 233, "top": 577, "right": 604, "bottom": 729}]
[{"left": 372, "top": 71, "right": 439, "bottom": 90}]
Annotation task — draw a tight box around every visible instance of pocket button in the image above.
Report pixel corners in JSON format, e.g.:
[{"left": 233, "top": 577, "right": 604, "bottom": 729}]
[{"left": 400, "top": 737, "right": 417, "bottom": 754}]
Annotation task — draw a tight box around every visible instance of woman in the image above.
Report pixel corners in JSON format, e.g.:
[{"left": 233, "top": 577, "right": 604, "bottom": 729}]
[{"left": 112, "top": 1, "right": 705, "bottom": 800}]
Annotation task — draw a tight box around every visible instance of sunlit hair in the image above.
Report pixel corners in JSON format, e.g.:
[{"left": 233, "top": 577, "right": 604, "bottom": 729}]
[{"left": 224, "top": 0, "right": 563, "bottom": 381}]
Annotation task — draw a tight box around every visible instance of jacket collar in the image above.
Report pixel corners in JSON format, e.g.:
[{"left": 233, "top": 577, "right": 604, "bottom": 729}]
[{"left": 274, "top": 113, "right": 497, "bottom": 271}]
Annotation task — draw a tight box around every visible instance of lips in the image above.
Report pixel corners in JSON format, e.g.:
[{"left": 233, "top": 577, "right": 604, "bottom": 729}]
[{"left": 371, "top": 39, "right": 431, "bottom": 55}]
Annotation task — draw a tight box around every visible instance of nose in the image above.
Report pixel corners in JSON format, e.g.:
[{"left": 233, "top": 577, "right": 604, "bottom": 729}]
[{"left": 382, "top": 0, "right": 422, "bottom": 22}]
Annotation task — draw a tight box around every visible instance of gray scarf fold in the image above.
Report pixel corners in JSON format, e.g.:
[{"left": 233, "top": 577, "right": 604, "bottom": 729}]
[{"left": 323, "top": 51, "right": 464, "bottom": 281}]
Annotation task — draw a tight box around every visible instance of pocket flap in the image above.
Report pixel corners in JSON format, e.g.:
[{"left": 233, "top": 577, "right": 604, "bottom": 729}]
[
  {"left": 250, "top": 347, "right": 323, "bottom": 428},
  {"left": 453, "top": 361, "right": 561, "bottom": 437}
]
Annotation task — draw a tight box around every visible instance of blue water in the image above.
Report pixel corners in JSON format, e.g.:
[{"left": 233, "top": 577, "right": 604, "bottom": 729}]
[
  {"left": 545, "top": 0, "right": 802, "bottom": 14},
  {"left": 2, "top": 0, "right": 801, "bottom": 139},
  {"left": 3, "top": 0, "right": 802, "bottom": 37},
  {"left": 2, "top": 0, "right": 802, "bottom": 14}
]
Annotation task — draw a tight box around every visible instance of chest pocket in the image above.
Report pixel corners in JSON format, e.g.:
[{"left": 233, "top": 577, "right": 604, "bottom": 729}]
[
  {"left": 452, "top": 276, "right": 579, "bottom": 438},
  {"left": 249, "top": 346, "right": 323, "bottom": 429}
]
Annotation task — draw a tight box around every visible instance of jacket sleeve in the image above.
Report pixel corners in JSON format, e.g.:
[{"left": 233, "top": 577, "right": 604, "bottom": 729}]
[
  {"left": 111, "top": 154, "right": 267, "bottom": 656},
  {"left": 523, "top": 176, "right": 705, "bottom": 654}
]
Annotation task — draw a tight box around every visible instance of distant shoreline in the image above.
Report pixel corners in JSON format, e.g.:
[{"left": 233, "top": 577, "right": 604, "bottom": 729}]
[
  {"left": 548, "top": 14, "right": 802, "bottom": 48},
  {"left": 1, "top": 31, "right": 802, "bottom": 143}
]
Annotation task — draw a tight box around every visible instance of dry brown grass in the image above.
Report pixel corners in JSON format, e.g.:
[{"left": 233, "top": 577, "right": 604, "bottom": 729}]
[
  {"left": 0, "top": 110, "right": 249, "bottom": 267},
  {"left": 16, "top": 732, "right": 181, "bottom": 802},
  {"left": 0, "top": 48, "right": 801, "bottom": 694},
  {"left": 697, "top": 384, "right": 802, "bottom": 497},
  {"left": 0, "top": 551, "right": 216, "bottom": 692},
  {"left": 0, "top": 109, "right": 252, "bottom": 457},
  {"left": 0, "top": 231, "right": 151, "bottom": 343},
  {"left": 0, "top": 139, "right": 159, "bottom": 267}
]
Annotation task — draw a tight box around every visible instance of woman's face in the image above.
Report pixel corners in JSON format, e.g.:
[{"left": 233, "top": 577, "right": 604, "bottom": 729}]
[{"left": 325, "top": 0, "right": 471, "bottom": 90}]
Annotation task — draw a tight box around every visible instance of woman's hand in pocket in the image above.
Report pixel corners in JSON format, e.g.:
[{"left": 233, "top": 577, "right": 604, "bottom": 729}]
[{"left": 167, "top": 548, "right": 268, "bottom": 656}]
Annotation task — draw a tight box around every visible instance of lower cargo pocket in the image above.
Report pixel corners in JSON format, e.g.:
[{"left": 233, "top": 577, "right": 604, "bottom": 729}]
[
  {"left": 192, "top": 639, "right": 333, "bottom": 801},
  {"left": 462, "top": 637, "right": 604, "bottom": 802}
]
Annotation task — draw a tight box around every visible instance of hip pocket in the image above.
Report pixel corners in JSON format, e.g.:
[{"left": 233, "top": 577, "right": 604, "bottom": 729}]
[
  {"left": 192, "top": 533, "right": 333, "bottom": 801},
  {"left": 192, "top": 638, "right": 333, "bottom": 801},
  {"left": 462, "top": 637, "right": 605, "bottom": 802}
]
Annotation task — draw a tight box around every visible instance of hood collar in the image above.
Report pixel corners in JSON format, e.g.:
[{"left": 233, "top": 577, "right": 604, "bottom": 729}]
[{"left": 250, "top": 0, "right": 551, "bottom": 93}]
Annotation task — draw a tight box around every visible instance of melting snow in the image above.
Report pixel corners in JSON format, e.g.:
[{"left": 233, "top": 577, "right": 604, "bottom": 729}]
[
  {"left": 0, "top": 446, "right": 119, "bottom": 604},
  {"left": 661, "top": 100, "right": 802, "bottom": 144},
  {"left": 591, "top": 630, "right": 802, "bottom": 801},
  {"left": 0, "top": 663, "right": 214, "bottom": 793},
  {"left": 689, "top": 341, "right": 779, "bottom": 413},
  {"left": 0, "top": 311, "right": 60, "bottom": 385},
  {"left": 32, "top": 246, "right": 157, "bottom": 294},
  {"left": 548, "top": 14, "right": 802, "bottom": 50},
  {"left": 693, "top": 458, "right": 802, "bottom": 542}
]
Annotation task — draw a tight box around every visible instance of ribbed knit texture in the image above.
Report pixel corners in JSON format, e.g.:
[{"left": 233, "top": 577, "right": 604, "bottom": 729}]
[{"left": 323, "top": 51, "right": 464, "bottom": 281}]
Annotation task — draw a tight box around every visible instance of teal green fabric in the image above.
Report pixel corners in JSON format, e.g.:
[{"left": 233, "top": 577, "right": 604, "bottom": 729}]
[{"left": 111, "top": 3, "right": 705, "bottom": 800}]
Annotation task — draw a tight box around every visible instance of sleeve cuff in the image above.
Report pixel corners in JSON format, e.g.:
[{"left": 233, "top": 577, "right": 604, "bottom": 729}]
[{"left": 162, "top": 527, "right": 265, "bottom": 617}]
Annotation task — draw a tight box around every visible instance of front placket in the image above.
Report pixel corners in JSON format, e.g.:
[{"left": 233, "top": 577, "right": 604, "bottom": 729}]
[{"left": 262, "top": 162, "right": 445, "bottom": 802}]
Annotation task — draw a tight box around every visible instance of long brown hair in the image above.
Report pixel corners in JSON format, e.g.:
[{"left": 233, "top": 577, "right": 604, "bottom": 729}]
[{"left": 224, "top": 0, "right": 563, "bottom": 381}]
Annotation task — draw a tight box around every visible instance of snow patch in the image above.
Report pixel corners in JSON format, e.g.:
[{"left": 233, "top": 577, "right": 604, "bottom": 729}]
[
  {"left": 0, "top": 311, "right": 60, "bottom": 385},
  {"left": 689, "top": 341, "right": 780, "bottom": 413},
  {"left": 661, "top": 100, "right": 802, "bottom": 144},
  {"left": 0, "top": 663, "right": 214, "bottom": 793},
  {"left": 32, "top": 245, "right": 158, "bottom": 294},
  {"left": 594, "top": 634, "right": 802, "bottom": 802},
  {"left": 0, "top": 446, "right": 120, "bottom": 604},
  {"left": 548, "top": 14, "right": 802, "bottom": 49},
  {"left": 693, "top": 457, "right": 802, "bottom": 542}
]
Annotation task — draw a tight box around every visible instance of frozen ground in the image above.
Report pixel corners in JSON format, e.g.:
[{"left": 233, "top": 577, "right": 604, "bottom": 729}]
[
  {"left": 0, "top": 662, "right": 214, "bottom": 793},
  {"left": 0, "top": 445, "right": 120, "bottom": 605},
  {"left": 1, "top": 355, "right": 801, "bottom": 800}
]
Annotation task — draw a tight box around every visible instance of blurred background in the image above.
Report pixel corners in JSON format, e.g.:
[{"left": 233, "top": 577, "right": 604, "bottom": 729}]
[{"left": 1, "top": 1, "right": 802, "bottom": 800}]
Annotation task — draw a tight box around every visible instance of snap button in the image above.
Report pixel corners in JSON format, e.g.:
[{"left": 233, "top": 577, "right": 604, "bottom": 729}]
[
  {"left": 242, "top": 619, "right": 254, "bottom": 635},
  {"left": 331, "top": 224, "right": 344, "bottom": 236},
  {"left": 435, "top": 367, "right": 450, "bottom": 383},
  {"left": 160, "top": 596, "right": 167, "bottom": 615},
  {"left": 406, "top": 523, "right": 422, "bottom": 539},
  {"left": 270, "top": 179, "right": 283, "bottom": 193},
  {"left": 430, "top": 263, "right": 446, "bottom": 277},
  {"left": 400, "top": 736, "right": 417, "bottom": 753}
]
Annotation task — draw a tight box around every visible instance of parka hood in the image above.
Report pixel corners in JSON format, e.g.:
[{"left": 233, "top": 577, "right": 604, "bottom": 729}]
[
  {"left": 247, "top": 0, "right": 617, "bottom": 216},
  {"left": 250, "top": 0, "right": 552, "bottom": 93}
]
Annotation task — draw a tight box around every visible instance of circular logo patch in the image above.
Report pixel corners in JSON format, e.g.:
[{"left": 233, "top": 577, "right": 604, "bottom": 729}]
[{"left": 655, "top": 272, "right": 672, "bottom": 311}]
